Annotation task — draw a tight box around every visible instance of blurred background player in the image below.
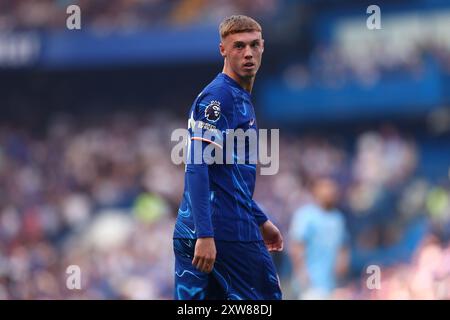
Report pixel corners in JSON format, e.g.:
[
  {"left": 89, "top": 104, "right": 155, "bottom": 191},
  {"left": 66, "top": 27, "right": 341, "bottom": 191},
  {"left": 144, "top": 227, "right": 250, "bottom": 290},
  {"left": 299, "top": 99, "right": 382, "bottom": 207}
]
[{"left": 289, "top": 178, "right": 349, "bottom": 299}]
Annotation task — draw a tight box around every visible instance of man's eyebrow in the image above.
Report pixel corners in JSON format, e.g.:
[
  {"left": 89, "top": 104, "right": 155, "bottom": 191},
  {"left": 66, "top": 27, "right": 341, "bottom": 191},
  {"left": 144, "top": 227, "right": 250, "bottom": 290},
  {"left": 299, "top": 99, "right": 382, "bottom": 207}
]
[{"left": 233, "top": 39, "right": 261, "bottom": 45}]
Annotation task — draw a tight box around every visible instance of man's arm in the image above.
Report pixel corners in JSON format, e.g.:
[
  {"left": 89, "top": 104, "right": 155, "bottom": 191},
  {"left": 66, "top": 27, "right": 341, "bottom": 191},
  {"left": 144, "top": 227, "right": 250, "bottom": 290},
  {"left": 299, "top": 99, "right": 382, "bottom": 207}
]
[
  {"left": 288, "top": 209, "right": 311, "bottom": 290},
  {"left": 252, "top": 200, "right": 269, "bottom": 226},
  {"left": 289, "top": 242, "right": 309, "bottom": 289},
  {"left": 260, "top": 220, "right": 283, "bottom": 252},
  {"left": 186, "top": 161, "right": 213, "bottom": 238},
  {"left": 186, "top": 142, "right": 216, "bottom": 274},
  {"left": 253, "top": 201, "right": 283, "bottom": 251},
  {"left": 335, "top": 216, "right": 349, "bottom": 282},
  {"left": 335, "top": 246, "right": 349, "bottom": 280},
  {"left": 188, "top": 88, "right": 234, "bottom": 274}
]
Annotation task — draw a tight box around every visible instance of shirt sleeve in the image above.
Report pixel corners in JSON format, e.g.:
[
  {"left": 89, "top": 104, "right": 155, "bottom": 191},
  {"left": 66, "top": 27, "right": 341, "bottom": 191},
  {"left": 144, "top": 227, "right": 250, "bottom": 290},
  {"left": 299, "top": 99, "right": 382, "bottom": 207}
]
[
  {"left": 186, "top": 87, "right": 234, "bottom": 238},
  {"left": 186, "top": 162, "right": 213, "bottom": 238},
  {"left": 252, "top": 200, "right": 269, "bottom": 226},
  {"left": 189, "top": 87, "right": 235, "bottom": 152}
]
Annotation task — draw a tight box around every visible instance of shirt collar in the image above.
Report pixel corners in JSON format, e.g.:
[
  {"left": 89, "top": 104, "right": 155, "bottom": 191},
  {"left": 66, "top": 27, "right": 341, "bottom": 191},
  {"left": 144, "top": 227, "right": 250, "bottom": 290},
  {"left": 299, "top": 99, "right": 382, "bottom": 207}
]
[{"left": 219, "top": 73, "right": 251, "bottom": 97}]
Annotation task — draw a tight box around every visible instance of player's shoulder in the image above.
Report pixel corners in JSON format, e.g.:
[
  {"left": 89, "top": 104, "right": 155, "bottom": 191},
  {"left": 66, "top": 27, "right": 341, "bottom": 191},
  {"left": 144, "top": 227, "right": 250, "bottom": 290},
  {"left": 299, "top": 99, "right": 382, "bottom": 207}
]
[
  {"left": 293, "top": 203, "right": 318, "bottom": 220},
  {"left": 197, "top": 74, "right": 234, "bottom": 106},
  {"left": 295, "top": 203, "right": 316, "bottom": 214}
]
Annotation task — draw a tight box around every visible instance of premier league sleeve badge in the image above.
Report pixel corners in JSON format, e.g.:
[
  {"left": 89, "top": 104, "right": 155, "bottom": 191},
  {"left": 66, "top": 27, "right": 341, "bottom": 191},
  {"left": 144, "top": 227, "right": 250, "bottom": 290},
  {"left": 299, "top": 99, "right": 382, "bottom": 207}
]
[{"left": 204, "top": 100, "right": 221, "bottom": 123}]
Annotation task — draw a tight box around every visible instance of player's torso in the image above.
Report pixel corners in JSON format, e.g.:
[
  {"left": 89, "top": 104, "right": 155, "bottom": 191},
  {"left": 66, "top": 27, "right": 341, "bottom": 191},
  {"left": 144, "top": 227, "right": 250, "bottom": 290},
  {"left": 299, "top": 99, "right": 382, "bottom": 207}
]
[
  {"left": 209, "top": 85, "right": 259, "bottom": 241},
  {"left": 175, "top": 74, "right": 262, "bottom": 241}
]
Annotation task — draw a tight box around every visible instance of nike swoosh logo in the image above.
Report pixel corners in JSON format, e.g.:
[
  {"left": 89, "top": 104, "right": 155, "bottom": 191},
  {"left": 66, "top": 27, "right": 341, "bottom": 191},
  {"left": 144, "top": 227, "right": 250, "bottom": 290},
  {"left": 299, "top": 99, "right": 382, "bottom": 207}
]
[{"left": 179, "top": 222, "right": 196, "bottom": 234}]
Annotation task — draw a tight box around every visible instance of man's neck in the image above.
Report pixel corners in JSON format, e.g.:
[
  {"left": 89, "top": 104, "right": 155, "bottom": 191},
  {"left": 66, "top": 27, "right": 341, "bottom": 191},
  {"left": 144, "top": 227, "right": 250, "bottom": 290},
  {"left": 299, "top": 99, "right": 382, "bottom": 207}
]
[
  {"left": 319, "top": 203, "right": 334, "bottom": 212},
  {"left": 222, "top": 67, "right": 254, "bottom": 93}
]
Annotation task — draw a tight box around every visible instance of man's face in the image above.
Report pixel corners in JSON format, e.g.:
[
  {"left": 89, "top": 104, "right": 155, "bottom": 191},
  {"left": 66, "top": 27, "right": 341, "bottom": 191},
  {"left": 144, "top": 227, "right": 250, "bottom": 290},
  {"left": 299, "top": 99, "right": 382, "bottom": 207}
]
[
  {"left": 220, "top": 31, "right": 264, "bottom": 79},
  {"left": 314, "top": 179, "right": 339, "bottom": 210}
]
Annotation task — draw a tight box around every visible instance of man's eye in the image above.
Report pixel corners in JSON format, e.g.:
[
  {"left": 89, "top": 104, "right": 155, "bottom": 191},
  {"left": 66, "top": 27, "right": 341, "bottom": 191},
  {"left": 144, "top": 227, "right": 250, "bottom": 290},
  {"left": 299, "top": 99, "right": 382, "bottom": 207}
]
[
  {"left": 252, "top": 43, "right": 260, "bottom": 48},
  {"left": 235, "top": 44, "right": 244, "bottom": 49}
]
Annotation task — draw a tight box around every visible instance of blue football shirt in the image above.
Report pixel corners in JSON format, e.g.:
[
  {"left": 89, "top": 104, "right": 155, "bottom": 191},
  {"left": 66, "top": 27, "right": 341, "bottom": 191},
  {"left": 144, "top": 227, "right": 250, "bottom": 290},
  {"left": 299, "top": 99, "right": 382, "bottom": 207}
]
[{"left": 173, "top": 73, "right": 268, "bottom": 241}]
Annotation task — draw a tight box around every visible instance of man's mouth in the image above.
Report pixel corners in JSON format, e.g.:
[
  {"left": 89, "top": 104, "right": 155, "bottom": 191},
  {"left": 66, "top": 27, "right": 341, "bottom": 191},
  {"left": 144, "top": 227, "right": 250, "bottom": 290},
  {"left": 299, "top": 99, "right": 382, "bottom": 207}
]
[{"left": 243, "top": 62, "right": 255, "bottom": 68}]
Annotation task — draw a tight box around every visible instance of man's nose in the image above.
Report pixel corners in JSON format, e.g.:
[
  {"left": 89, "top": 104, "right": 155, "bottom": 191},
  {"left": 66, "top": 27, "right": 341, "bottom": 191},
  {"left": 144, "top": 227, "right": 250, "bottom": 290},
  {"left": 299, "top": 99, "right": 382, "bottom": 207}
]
[{"left": 244, "top": 45, "right": 253, "bottom": 59}]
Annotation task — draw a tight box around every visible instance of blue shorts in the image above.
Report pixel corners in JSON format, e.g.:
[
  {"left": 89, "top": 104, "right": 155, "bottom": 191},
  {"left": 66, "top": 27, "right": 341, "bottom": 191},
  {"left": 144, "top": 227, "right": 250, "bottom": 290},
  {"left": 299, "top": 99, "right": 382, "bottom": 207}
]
[{"left": 173, "top": 239, "right": 282, "bottom": 300}]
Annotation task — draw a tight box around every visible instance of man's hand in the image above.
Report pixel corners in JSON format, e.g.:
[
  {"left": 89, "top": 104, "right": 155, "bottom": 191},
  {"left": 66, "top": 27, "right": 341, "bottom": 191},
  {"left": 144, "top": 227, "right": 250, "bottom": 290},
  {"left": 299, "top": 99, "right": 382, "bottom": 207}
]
[
  {"left": 260, "top": 220, "right": 283, "bottom": 252},
  {"left": 192, "top": 237, "right": 216, "bottom": 273}
]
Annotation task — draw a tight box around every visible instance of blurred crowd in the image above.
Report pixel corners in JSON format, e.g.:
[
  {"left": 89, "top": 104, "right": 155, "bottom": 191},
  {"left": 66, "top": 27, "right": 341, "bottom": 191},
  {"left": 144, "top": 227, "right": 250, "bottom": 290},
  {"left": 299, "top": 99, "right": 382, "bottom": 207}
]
[
  {"left": 335, "top": 235, "right": 450, "bottom": 299},
  {"left": 1, "top": 112, "right": 449, "bottom": 299},
  {"left": 283, "top": 42, "right": 450, "bottom": 89},
  {"left": 0, "top": 113, "right": 184, "bottom": 299},
  {"left": 0, "top": 0, "right": 281, "bottom": 31},
  {"left": 283, "top": 11, "right": 450, "bottom": 89}
]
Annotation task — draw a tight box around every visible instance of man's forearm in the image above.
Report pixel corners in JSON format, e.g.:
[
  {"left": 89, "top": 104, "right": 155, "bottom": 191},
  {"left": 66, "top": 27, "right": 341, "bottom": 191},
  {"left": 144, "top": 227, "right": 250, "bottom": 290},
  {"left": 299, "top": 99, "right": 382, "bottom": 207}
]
[
  {"left": 290, "top": 243, "right": 309, "bottom": 288},
  {"left": 186, "top": 162, "right": 214, "bottom": 238}
]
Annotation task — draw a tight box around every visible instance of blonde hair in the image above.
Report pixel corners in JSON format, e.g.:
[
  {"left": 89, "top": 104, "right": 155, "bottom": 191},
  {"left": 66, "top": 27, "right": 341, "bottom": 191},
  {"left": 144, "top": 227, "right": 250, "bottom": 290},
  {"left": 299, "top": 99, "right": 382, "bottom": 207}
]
[{"left": 219, "top": 15, "right": 262, "bottom": 40}]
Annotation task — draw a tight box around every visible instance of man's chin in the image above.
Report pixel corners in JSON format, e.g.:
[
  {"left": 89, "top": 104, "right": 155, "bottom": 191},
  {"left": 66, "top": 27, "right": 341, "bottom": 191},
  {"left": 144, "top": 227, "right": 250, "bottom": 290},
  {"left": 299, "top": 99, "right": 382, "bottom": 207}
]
[{"left": 239, "top": 71, "right": 257, "bottom": 79}]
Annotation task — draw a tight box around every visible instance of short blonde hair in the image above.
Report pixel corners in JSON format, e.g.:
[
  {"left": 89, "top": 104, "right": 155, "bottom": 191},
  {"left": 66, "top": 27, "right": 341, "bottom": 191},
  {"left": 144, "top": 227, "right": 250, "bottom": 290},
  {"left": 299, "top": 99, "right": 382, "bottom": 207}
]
[{"left": 219, "top": 15, "right": 262, "bottom": 40}]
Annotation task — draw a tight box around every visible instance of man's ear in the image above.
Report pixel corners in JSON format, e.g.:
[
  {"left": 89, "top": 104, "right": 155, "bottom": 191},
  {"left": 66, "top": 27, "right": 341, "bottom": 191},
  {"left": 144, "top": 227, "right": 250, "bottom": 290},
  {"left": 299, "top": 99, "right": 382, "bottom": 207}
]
[
  {"left": 261, "top": 39, "right": 265, "bottom": 53},
  {"left": 219, "top": 42, "right": 226, "bottom": 57}
]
